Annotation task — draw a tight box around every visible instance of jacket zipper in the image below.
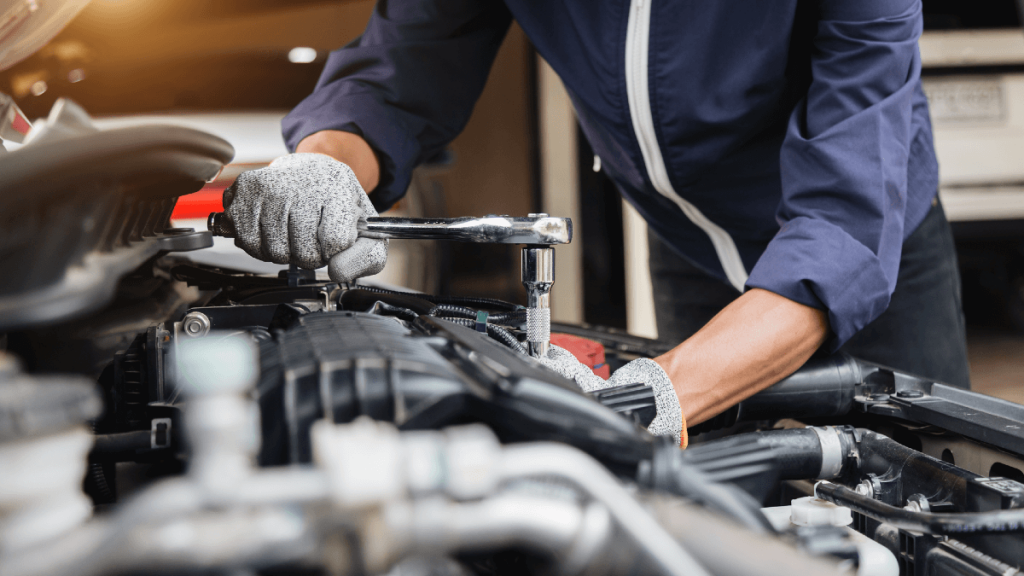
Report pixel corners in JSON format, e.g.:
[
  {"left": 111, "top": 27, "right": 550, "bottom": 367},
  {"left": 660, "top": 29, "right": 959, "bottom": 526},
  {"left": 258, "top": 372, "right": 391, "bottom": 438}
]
[{"left": 623, "top": 0, "right": 749, "bottom": 291}]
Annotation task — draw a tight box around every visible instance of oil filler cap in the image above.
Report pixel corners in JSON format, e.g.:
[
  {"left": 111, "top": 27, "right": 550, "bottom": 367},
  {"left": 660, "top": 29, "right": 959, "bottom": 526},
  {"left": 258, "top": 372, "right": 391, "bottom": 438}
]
[{"left": 790, "top": 496, "right": 853, "bottom": 527}]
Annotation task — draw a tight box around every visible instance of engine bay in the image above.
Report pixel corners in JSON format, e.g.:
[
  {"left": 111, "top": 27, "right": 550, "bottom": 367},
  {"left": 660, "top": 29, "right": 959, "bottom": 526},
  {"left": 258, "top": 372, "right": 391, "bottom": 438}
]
[{"left": 4, "top": 106, "right": 1024, "bottom": 576}]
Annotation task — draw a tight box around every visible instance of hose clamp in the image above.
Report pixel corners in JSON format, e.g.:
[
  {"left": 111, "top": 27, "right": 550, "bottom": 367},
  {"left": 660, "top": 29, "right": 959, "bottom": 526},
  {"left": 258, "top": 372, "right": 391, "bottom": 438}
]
[{"left": 810, "top": 426, "right": 844, "bottom": 479}]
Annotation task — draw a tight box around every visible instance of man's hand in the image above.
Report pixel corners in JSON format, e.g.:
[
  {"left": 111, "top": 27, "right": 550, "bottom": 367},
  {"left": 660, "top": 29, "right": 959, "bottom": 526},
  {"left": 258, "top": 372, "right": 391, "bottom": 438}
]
[
  {"left": 222, "top": 153, "right": 387, "bottom": 283},
  {"left": 540, "top": 345, "right": 686, "bottom": 447},
  {"left": 654, "top": 288, "right": 829, "bottom": 426}
]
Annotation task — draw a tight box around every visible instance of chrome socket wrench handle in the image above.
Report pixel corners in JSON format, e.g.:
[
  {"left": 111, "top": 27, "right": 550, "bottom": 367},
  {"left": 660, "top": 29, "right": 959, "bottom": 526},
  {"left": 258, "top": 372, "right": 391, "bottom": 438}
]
[
  {"left": 522, "top": 246, "right": 554, "bottom": 358},
  {"left": 208, "top": 212, "right": 572, "bottom": 246}
]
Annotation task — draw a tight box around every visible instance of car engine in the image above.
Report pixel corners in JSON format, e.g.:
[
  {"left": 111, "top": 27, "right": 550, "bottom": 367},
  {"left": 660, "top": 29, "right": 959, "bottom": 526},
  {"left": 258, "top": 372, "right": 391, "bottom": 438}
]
[{"left": 3, "top": 102, "right": 1024, "bottom": 576}]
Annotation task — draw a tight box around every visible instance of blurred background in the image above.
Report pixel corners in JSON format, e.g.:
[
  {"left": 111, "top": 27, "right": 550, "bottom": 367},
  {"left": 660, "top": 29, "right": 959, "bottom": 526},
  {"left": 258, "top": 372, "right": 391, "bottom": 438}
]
[{"left": 3, "top": 0, "right": 1024, "bottom": 399}]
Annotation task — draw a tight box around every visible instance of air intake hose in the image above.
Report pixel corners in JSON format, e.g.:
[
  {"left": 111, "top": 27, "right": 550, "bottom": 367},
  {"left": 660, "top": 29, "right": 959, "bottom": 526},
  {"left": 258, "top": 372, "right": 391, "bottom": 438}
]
[
  {"left": 644, "top": 427, "right": 856, "bottom": 504},
  {"left": 689, "top": 353, "right": 864, "bottom": 435}
]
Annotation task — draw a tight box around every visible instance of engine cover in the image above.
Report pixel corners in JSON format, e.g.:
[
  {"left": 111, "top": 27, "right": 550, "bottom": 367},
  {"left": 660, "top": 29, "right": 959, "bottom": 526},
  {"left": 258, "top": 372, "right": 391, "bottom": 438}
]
[
  {"left": 255, "top": 310, "right": 654, "bottom": 468},
  {"left": 257, "top": 312, "right": 465, "bottom": 465}
]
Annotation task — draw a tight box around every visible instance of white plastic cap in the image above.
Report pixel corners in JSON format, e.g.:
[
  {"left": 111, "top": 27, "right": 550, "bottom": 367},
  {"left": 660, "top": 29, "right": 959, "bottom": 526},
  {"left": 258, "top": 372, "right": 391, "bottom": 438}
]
[{"left": 790, "top": 496, "right": 853, "bottom": 527}]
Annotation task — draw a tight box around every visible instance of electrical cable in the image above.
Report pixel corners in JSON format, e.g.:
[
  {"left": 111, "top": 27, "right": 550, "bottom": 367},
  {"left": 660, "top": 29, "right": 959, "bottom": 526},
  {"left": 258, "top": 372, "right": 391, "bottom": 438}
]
[
  {"left": 340, "top": 291, "right": 527, "bottom": 354},
  {"left": 432, "top": 303, "right": 478, "bottom": 319},
  {"left": 358, "top": 285, "right": 522, "bottom": 312},
  {"left": 433, "top": 304, "right": 526, "bottom": 326},
  {"left": 489, "top": 309, "right": 527, "bottom": 325},
  {"left": 444, "top": 318, "right": 527, "bottom": 355}
]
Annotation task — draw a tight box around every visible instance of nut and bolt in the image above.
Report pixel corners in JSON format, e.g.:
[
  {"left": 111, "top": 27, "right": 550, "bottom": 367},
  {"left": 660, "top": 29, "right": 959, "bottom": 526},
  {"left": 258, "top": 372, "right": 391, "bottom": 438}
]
[
  {"left": 855, "top": 476, "right": 881, "bottom": 499},
  {"left": 854, "top": 481, "right": 874, "bottom": 499},
  {"left": 904, "top": 494, "right": 930, "bottom": 513},
  {"left": 182, "top": 311, "right": 212, "bottom": 338}
]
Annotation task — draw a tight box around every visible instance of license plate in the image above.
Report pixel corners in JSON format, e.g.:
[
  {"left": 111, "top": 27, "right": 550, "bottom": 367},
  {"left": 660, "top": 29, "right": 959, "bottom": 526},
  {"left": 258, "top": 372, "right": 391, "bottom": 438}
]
[{"left": 922, "top": 78, "right": 1004, "bottom": 122}]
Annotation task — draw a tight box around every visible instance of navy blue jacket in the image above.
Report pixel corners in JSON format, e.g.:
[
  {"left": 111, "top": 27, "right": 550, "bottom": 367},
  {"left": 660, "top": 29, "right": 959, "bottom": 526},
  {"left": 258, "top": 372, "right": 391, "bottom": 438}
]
[{"left": 283, "top": 0, "right": 938, "bottom": 349}]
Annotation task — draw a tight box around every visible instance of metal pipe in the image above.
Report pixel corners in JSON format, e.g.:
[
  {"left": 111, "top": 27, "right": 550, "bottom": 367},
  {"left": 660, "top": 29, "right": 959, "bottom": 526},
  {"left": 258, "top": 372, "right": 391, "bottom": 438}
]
[
  {"left": 0, "top": 468, "right": 329, "bottom": 576},
  {"left": 499, "top": 442, "right": 711, "bottom": 576},
  {"left": 383, "top": 494, "right": 609, "bottom": 562}
]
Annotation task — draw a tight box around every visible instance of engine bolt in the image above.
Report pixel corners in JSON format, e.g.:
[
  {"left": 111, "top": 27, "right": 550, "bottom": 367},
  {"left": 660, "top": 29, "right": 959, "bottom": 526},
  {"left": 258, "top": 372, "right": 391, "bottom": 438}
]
[
  {"left": 182, "top": 311, "right": 212, "bottom": 338},
  {"left": 855, "top": 476, "right": 881, "bottom": 499},
  {"left": 855, "top": 480, "right": 874, "bottom": 498},
  {"left": 904, "top": 494, "right": 930, "bottom": 513}
]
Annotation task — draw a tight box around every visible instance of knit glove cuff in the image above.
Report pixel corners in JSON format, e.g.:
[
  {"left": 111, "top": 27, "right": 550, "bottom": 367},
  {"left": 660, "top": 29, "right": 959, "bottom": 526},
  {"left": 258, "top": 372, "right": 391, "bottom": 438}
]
[{"left": 606, "top": 358, "right": 687, "bottom": 448}]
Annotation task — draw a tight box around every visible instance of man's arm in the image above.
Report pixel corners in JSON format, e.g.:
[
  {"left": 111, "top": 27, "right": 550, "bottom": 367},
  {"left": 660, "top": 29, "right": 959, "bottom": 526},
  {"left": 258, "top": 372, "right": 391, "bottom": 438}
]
[
  {"left": 653, "top": 289, "right": 828, "bottom": 426},
  {"left": 673, "top": 0, "right": 927, "bottom": 426},
  {"left": 283, "top": 0, "right": 513, "bottom": 211},
  {"left": 296, "top": 130, "right": 380, "bottom": 193}
]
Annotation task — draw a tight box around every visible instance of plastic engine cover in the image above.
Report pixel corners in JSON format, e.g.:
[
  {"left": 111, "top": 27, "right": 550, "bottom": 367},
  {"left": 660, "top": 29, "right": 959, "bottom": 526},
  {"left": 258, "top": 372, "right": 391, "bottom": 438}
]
[{"left": 257, "top": 312, "right": 465, "bottom": 465}]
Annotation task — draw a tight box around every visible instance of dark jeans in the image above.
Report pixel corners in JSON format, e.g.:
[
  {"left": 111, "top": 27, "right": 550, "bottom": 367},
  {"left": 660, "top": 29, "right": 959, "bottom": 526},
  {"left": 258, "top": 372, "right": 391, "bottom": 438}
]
[{"left": 648, "top": 199, "right": 971, "bottom": 389}]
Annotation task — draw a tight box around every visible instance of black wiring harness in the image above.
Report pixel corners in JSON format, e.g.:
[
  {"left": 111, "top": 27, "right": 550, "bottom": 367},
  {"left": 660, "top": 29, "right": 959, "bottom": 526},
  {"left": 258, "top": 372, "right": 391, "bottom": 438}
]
[{"left": 341, "top": 287, "right": 528, "bottom": 354}]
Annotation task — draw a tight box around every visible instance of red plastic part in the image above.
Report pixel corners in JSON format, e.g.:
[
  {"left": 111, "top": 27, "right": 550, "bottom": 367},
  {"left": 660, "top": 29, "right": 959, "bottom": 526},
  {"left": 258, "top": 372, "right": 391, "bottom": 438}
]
[
  {"left": 10, "top": 112, "right": 31, "bottom": 136},
  {"left": 550, "top": 333, "right": 610, "bottom": 379},
  {"left": 171, "top": 184, "right": 227, "bottom": 220}
]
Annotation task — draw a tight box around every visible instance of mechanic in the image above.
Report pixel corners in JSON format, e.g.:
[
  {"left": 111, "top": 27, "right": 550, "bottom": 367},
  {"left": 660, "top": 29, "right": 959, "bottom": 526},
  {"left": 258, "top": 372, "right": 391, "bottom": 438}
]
[{"left": 224, "top": 0, "right": 970, "bottom": 447}]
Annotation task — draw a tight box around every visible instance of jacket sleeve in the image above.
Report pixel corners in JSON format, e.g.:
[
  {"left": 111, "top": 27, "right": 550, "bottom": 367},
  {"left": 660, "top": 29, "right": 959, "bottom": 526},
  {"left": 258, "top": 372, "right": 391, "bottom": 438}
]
[
  {"left": 744, "top": 0, "right": 925, "bottom": 349},
  {"left": 282, "top": 0, "right": 513, "bottom": 210}
]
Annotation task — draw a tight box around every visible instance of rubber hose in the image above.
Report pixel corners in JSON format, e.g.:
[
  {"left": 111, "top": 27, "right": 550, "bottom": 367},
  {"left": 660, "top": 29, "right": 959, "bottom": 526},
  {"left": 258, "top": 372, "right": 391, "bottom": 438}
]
[
  {"left": 641, "top": 438, "right": 777, "bottom": 534},
  {"left": 687, "top": 428, "right": 827, "bottom": 481},
  {"left": 671, "top": 460, "right": 778, "bottom": 534},
  {"left": 816, "top": 481, "right": 1024, "bottom": 534},
  {"left": 733, "top": 353, "right": 861, "bottom": 422},
  {"left": 92, "top": 431, "right": 152, "bottom": 456}
]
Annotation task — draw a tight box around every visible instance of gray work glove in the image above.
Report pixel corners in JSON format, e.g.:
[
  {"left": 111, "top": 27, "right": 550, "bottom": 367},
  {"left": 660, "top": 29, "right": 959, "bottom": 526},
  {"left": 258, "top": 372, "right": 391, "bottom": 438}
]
[
  {"left": 540, "top": 345, "right": 686, "bottom": 447},
  {"left": 223, "top": 153, "right": 388, "bottom": 283}
]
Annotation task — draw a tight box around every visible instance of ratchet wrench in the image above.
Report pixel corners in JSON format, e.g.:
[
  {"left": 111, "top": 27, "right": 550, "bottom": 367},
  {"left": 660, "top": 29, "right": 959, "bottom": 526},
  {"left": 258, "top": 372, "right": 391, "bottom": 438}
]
[
  {"left": 207, "top": 211, "right": 571, "bottom": 357},
  {"left": 207, "top": 212, "right": 571, "bottom": 245}
]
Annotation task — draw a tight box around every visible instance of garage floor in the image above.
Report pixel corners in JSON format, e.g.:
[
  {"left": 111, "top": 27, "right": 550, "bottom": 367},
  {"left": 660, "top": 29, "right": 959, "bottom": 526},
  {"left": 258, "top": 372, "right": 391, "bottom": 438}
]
[{"left": 968, "top": 328, "right": 1024, "bottom": 404}]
